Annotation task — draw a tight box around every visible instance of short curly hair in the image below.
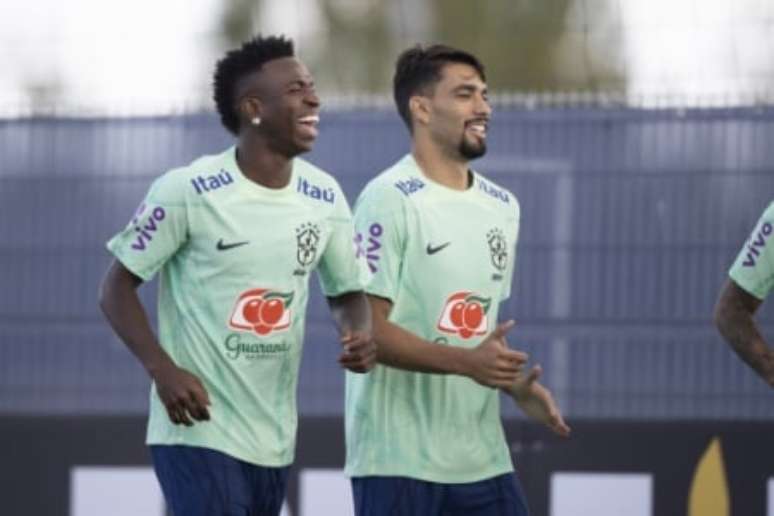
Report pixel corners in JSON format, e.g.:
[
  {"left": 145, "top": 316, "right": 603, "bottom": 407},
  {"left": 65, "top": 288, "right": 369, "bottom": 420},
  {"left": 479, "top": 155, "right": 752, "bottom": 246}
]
[
  {"left": 213, "top": 35, "right": 295, "bottom": 135},
  {"left": 393, "top": 44, "right": 486, "bottom": 133}
]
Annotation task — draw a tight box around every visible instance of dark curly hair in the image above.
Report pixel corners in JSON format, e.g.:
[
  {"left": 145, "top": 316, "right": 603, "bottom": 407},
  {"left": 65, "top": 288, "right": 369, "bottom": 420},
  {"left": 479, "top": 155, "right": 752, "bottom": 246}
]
[
  {"left": 393, "top": 44, "right": 486, "bottom": 132},
  {"left": 213, "top": 35, "right": 295, "bottom": 135}
]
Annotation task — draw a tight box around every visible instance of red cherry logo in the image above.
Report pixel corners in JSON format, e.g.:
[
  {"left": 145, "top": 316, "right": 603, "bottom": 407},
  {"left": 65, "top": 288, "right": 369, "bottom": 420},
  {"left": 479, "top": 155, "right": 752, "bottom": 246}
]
[
  {"left": 260, "top": 298, "right": 285, "bottom": 325},
  {"left": 253, "top": 324, "right": 272, "bottom": 335},
  {"left": 243, "top": 299, "right": 263, "bottom": 324},
  {"left": 463, "top": 302, "right": 483, "bottom": 330},
  {"left": 458, "top": 328, "right": 473, "bottom": 338},
  {"left": 450, "top": 301, "right": 466, "bottom": 328}
]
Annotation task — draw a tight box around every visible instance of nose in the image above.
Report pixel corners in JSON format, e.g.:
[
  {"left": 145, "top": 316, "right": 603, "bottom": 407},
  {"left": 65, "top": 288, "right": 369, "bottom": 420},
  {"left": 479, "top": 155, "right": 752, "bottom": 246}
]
[
  {"left": 305, "top": 88, "right": 320, "bottom": 109},
  {"left": 475, "top": 94, "right": 491, "bottom": 118}
]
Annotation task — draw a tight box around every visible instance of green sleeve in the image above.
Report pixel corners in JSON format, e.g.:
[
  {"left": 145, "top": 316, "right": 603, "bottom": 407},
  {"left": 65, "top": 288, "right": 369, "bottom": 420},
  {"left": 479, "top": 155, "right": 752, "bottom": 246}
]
[
  {"left": 317, "top": 185, "right": 367, "bottom": 296},
  {"left": 500, "top": 201, "right": 521, "bottom": 301},
  {"left": 352, "top": 183, "right": 407, "bottom": 303},
  {"left": 106, "top": 171, "right": 189, "bottom": 281},
  {"left": 729, "top": 201, "right": 774, "bottom": 300}
]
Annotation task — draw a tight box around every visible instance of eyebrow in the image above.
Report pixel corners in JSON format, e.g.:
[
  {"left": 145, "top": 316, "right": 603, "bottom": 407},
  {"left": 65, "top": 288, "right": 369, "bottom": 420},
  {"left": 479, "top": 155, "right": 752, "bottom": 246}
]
[
  {"left": 453, "top": 83, "right": 487, "bottom": 95},
  {"left": 287, "top": 78, "right": 314, "bottom": 88}
]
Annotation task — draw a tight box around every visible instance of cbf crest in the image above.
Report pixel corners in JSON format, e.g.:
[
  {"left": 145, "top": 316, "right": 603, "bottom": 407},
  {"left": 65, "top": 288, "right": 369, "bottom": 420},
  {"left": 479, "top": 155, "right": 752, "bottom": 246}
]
[
  {"left": 294, "top": 222, "right": 321, "bottom": 276},
  {"left": 486, "top": 228, "right": 507, "bottom": 280}
]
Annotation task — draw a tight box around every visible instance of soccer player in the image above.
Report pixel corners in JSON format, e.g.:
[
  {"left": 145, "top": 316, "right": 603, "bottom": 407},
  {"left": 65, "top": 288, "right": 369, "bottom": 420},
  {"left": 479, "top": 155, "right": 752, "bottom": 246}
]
[
  {"left": 98, "top": 35, "right": 375, "bottom": 516},
  {"left": 345, "top": 44, "right": 569, "bottom": 516},
  {"left": 714, "top": 201, "right": 774, "bottom": 387}
]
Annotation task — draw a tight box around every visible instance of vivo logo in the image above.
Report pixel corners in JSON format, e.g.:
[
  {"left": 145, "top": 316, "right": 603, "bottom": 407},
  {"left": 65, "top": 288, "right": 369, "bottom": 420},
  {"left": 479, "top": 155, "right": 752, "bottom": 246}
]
[
  {"left": 355, "top": 223, "right": 383, "bottom": 273},
  {"left": 191, "top": 170, "right": 234, "bottom": 194},
  {"left": 395, "top": 178, "right": 425, "bottom": 196},
  {"left": 742, "top": 221, "right": 772, "bottom": 267},
  {"left": 478, "top": 181, "right": 509, "bottom": 203},
  {"left": 130, "top": 206, "right": 166, "bottom": 251},
  {"left": 297, "top": 178, "right": 335, "bottom": 204}
]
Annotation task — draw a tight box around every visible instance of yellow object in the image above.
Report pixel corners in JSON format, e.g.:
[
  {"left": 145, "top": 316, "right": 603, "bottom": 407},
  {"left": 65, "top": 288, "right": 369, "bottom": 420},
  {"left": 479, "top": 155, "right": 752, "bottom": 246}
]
[{"left": 688, "top": 437, "right": 730, "bottom": 516}]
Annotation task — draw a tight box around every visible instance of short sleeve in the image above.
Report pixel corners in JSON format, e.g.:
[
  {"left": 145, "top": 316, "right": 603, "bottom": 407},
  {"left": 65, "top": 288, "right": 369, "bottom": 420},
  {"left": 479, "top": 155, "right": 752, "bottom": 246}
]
[
  {"left": 317, "top": 184, "right": 367, "bottom": 296},
  {"left": 352, "top": 183, "right": 407, "bottom": 302},
  {"left": 106, "top": 172, "right": 189, "bottom": 281},
  {"left": 499, "top": 199, "right": 521, "bottom": 302},
  {"left": 729, "top": 201, "right": 774, "bottom": 300}
]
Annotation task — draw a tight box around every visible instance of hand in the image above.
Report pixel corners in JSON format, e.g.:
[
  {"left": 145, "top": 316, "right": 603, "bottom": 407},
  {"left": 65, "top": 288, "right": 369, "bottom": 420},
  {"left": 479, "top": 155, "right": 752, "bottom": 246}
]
[
  {"left": 760, "top": 350, "right": 774, "bottom": 387},
  {"left": 463, "top": 320, "right": 528, "bottom": 388},
  {"left": 509, "top": 365, "right": 571, "bottom": 438},
  {"left": 339, "top": 330, "right": 376, "bottom": 373},
  {"left": 151, "top": 362, "right": 211, "bottom": 426}
]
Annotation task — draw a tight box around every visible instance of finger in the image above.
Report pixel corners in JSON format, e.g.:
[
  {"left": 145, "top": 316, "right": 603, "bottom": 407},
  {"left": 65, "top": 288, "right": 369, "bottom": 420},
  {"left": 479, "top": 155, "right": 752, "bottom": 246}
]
[
  {"left": 524, "top": 365, "right": 542, "bottom": 387},
  {"left": 500, "top": 349, "right": 528, "bottom": 364},
  {"left": 170, "top": 404, "right": 193, "bottom": 426},
  {"left": 187, "top": 392, "right": 210, "bottom": 421},
  {"left": 166, "top": 406, "right": 180, "bottom": 425},
  {"left": 489, "top": 320, "right": 516, "bottom": 339},
  {"left": 175, "top": 402, "right": 194, "bottom": 426},
  {"left": 550, "top": 414, "right": 571, "bottom": 437}
]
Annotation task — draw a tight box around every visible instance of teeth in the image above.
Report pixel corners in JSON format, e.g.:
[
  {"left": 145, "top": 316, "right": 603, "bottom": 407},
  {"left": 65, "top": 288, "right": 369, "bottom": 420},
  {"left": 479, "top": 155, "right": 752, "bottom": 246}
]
[
  {"left": 299, "top": 115, "right": 319, "bottom": 124},
  {"left": 468, "top": 123, "right": 486, "bottom": 135}
]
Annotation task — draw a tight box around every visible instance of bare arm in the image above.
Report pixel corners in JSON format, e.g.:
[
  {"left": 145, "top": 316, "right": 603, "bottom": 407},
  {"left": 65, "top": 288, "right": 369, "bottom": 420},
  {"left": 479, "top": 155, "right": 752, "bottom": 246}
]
[
  {"left": 713, "top": 278, "right": 774, "bottom": 387},
  {"left": 98, "top": 259, "right": 211, "bottom": 424},
  {"left": 368, "top": 295, "right": 527, "bottom": 388},
  {"left": 505, "top": 366, "right": 571, "bottom": 437},
  {"left": 326, "top": 291, "right": 376, "bottom": 373}
]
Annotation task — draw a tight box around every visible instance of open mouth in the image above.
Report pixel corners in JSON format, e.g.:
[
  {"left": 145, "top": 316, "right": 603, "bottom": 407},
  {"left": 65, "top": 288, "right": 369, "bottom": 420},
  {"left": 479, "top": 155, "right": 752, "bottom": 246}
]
[
  {"left": 465, "top": 120, "right": 488, "bottom": 138},
  {"left": 297, "top": 115, "right": 320, "bottom": 139}
]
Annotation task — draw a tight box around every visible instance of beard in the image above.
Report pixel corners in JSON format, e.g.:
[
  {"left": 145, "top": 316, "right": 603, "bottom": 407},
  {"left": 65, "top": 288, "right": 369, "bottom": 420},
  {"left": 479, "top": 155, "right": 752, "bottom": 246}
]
[{"left": 459, "top": 135, "right": 487, "bottom": 160}]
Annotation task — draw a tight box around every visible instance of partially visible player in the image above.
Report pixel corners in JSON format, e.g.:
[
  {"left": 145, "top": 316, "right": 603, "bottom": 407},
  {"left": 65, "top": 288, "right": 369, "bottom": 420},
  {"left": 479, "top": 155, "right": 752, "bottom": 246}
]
[
  {"left": 714, "top": 201, "right": 774, "bottom": 387},
  {"left": 98, "top": 35, "right": 375, "bottom": 516},
  {"left": 345, "top": 44, "right": 569, "bottom": 516}
]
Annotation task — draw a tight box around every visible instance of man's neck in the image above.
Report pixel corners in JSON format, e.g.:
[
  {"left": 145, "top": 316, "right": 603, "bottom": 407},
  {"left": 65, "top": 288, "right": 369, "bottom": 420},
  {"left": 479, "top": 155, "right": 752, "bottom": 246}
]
[
  {"left": 411, "top": 136, "right": 470, "bottom": 191},
  {"left": 236, "top": 134, "right": 294, "bottom": 189}
]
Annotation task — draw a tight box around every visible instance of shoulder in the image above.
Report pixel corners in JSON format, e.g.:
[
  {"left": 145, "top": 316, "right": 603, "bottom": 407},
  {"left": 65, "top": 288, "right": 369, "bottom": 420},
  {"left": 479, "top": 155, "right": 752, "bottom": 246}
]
[
  {"left": 473, "top": 172, "right": 520, "bottom": 218},
  {"left": 760, "top": 201, "right": 774, "bottom": 222},
  {"left": 294, "top": 158, "right": 344, "bottom": 207},
  {"left": 149, "top": 148, "right": 235, "bottom": 202},
  {"left": 356, "top": 155, "right": 423, "bottom": 209}
]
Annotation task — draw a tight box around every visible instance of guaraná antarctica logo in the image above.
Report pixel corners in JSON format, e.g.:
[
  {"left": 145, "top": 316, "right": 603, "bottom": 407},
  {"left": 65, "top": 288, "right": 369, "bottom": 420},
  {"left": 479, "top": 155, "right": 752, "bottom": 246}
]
[
  {"left": 437, "top": 291, "right": 492, "bottom": 339},
  {"left": 226, "top": 289, "right": 295, "bottom": 360}
]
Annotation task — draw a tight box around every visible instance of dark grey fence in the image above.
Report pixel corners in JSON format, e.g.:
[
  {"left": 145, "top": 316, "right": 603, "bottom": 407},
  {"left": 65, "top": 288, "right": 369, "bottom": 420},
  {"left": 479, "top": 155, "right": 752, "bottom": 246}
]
[{"left": 1, "top": 104, "right": 772, "bottom": 418}]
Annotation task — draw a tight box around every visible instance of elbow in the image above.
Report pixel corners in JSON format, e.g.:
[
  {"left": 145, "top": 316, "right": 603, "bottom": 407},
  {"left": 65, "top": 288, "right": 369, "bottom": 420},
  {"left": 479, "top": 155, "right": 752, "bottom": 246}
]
[
  {"left": 97, "top": 276, "right": 112, "bottom": 318},
  {"left": 712, "top": 299, "right": 725, "bottom": 333}
]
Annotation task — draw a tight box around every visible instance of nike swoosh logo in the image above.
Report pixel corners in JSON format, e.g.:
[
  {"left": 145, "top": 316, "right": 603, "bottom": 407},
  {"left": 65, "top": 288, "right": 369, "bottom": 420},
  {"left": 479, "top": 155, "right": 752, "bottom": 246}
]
[
  {"left": 426, "top": 242, "right": 451, "bottom": 255},
  {"left": 216, "top": 239, "right": 249, "bottom": 251}
]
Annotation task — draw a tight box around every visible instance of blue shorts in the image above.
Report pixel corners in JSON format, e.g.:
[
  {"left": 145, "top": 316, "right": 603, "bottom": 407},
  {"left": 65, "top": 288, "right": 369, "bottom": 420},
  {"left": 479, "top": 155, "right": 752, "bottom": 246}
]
[
  {"left": 150, "top": 445, "right": 289, "bottom": 516},
  {"left": 351, "top": 472, "right": 530, "bottom": 516}
]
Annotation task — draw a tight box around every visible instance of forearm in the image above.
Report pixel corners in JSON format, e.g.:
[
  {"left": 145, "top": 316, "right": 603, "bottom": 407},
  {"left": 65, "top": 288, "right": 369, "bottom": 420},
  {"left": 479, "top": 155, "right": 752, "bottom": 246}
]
[
  {"left": 327, "top": 291, "right": 372, "bottom": 335},
  {"left": 715, "top": 302, "right": 770, "bottom": 375},
  {"left": 374, "top": 317, "right": 469, "bottom": 375},
  {"left": 506, "top": 377, "right": 545, "bottom": 400},
  {"left": 98, "top": 263, "right": 174, "bottom": 377}
]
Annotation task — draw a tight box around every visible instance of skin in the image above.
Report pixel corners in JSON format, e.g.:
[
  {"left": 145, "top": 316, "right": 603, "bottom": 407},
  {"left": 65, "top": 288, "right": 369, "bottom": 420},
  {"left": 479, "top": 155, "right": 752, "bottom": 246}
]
[
  {"left": 99, "top": 55, "right": 375, "bottom": 426},
  {"left": 368, "top": 61, "right": 570, "bottom": 437},
  {"left": 714, "top": 279, "right": 774, "bottom": 387}
]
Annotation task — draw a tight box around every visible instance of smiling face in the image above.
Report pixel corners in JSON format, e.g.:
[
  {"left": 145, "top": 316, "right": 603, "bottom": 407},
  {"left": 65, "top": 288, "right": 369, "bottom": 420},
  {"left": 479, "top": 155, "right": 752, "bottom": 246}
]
[
  {"left": 238, "top": 57, "right": 321, "bottom": 157},
  {"left": 416, "top": 62, "right": 491, "bottom": 161}
]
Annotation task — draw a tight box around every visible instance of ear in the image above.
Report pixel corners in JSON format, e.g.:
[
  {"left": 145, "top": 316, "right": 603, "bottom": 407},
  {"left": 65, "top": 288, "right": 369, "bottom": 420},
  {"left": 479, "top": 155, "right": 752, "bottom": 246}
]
[
  {"left": 409, "top": 96, "right": 431, "bottom": 127},
  {"left": 239, "top": 96, "right": 263, "bottom": 127}
]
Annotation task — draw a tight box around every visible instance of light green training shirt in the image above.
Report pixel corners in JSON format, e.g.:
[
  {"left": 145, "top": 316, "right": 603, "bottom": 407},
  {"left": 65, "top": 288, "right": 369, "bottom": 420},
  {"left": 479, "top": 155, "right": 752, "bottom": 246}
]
[
  {"left": 730, "top": 201, "right": 774, "bottom": 299},
  {"left": 107, "top": 146, "right": 362, "bottom": 467},
  {"left": 345, "top": 154, "right": 520, "bottom": 483}
]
